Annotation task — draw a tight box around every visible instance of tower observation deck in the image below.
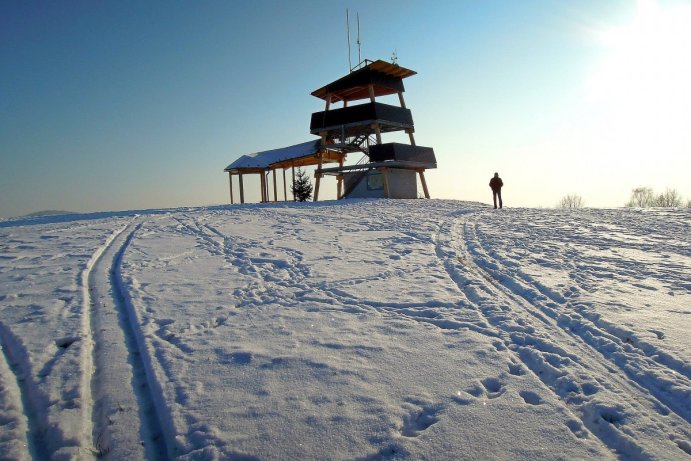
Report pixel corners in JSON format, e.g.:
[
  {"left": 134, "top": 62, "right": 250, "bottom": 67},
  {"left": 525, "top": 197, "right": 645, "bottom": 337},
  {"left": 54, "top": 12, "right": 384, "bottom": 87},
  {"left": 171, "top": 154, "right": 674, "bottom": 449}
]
[{"left": 310, "top": 59, "right": 437, "bottom": 200}]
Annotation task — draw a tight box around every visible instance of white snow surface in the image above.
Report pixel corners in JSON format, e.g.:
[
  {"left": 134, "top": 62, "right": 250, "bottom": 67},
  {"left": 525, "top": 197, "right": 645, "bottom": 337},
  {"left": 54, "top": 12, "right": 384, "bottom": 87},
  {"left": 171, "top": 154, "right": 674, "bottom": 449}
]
[{"left": 0, "top": 199, "right": 689, "bottom": 460}]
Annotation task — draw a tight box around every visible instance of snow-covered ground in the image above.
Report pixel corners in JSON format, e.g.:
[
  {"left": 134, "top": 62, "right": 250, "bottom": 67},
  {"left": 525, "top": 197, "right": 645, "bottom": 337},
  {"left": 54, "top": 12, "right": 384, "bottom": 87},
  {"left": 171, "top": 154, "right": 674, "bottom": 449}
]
[{"left": 0, "top": 199, "right": 689, "bottom": 460}]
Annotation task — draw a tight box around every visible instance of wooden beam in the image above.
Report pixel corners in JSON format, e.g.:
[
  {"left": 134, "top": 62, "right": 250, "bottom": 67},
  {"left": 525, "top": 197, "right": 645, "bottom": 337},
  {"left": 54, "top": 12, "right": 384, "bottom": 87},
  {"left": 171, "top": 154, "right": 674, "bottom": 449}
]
[
  {"left": 314, "top": 173, "right": 322, "bottom": 201},
  {"left": 418, "top": 169, "right": 430, "bottom": 199},
  {"left": 265, "top": 172, "right": 270, "bottom": 202},
  {"left": 239, "top": 173, "right": 245, "bottom": 204},
  {"left": 228, "top": 172, "right": 234, "bottom": 204},
  {"left": 407, "top": 129, "right": 416, "bottom": 146},
  {"left": 228, "top": 167, "right": 266, "bottom": 174},
  {"left": 336, "top": 157, "right": 344, "bottom": 199},
  {"left": 368, "top": 84, "right": 375, "bottom": 103},
  {"left": 372, "top": 123, "right": 382, "bottom": 144},
  {"left": 272, "top": 169, "right": 278, "bottom": 202},
  {"left": 282, "top": 168, "right": 287, "bottom": 201},
  {"left": 269, "top": 150, "right": 345, "bottom": 170},
  {"left": 291, "top": 166, "right": 296, "bottom": 201},
  {"left": 314, "top": 153, "right": 323, "bottom": 202},
  {"left": 398, "top": 91, "right": 407, "bottom": 108},
  {"left": 259, "top": 172, "right": 266, "bottom": 203}
]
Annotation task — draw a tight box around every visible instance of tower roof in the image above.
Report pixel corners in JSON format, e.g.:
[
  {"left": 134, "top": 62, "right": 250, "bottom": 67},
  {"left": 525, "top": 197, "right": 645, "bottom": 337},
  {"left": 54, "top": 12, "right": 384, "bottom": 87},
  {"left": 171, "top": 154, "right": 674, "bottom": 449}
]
[{"left": 311, "top": 60, "right": 417, "bottom": 104}]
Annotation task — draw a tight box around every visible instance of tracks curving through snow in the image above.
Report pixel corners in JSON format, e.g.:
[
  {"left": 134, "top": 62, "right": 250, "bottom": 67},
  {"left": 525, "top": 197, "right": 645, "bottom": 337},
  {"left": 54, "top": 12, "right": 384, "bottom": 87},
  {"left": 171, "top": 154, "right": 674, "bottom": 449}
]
[
  {"left": 0, "top": 322, "right": 35, "bottom": 460},
  {"left": 85, "top": 217, "right": 171, "bottom": 460},
  {"left": 436, "top": 210, "right": 691, "bottom": 459}
]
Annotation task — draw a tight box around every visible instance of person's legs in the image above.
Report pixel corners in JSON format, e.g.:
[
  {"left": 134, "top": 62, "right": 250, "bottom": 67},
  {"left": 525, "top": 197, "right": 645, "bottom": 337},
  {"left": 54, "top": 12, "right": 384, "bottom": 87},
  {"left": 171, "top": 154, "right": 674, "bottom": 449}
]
[
  {"left": 498, "top": 190, "right": 503, "bottom": 208},
  {"left": 493, "top": 191, "right": 498, "bottom": 209}
]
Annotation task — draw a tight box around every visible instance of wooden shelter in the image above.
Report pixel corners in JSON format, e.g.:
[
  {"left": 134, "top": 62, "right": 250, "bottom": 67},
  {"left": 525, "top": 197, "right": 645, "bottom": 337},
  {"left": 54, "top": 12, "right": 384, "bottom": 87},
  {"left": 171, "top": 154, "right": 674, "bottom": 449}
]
[
  {"left": 224, "top": 59, "right": 436, "bottom": 203},
  {"left": 224, "top": 139, "right": 344, "bottom": 204}
]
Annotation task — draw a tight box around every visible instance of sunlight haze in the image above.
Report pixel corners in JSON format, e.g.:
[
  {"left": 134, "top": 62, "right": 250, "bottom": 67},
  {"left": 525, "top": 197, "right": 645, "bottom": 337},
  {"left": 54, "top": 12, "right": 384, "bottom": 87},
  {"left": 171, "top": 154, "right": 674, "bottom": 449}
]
[{"left": 2, "top": 0, "right": 690, "bottom": 217}]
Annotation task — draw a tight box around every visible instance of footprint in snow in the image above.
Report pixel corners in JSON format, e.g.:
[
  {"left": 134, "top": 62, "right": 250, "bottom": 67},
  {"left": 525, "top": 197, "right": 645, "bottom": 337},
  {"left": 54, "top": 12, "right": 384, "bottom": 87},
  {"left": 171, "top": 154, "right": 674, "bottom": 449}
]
[
  {"left": 649, "top": 329, "right": 665, "bottom": 340},
  {"left": 453, "top": 376, "right": 507, "bottom": 403},
  {"left": 400, "top": 399, "right": 443, "bottom": 437},
  {"left": 565, "top": 419, "right": 589, "bottom": 439},
  {"left": 519, "top": 390, "right": 543, "bottom": 405},
  {"left": 508, "top": 362, "right": 526, "bottom": 376},
  {"left": 481, "top": 377, "right": 506, "bottom": 399},
  {"left": 492, "top": 340, "right": 507, "bottom": 352}
]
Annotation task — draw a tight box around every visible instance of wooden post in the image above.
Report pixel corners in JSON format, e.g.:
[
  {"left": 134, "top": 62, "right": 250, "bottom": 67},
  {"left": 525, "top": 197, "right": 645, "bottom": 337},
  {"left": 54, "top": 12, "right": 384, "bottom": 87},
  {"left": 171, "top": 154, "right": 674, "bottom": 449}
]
[
  {"left": 314, "top": 172, "right": 322, "bottom": 202},
  {"left": 418, "top": 169, "right": 430, "bottom": 199},
  {"left": 283, "top": 168, "right": 287, "bottom": 201},
  {"left": 407, "top": 129, "right": 416, "bottom": 146},
  {"left": 265, "top": 172, "right": 270, "bottom": 202},
  {"left": 381, "top": 168, "right": 390, "bottom": 198},
  {"left": 260, "top": 172, "right": 267, "bottom": 203},
  {"left": 372, "top": 123, "right": 382, "bottom": 144},
  {"left": 239, "top": 173, "right": 245, "bottom": 204},
  {"left": 398, "top": 91, "right": 407, "bottom": 108},
  {"left": 228, "top": 172, "right": 234, "bottom": 204},
  {"left": 368, "top": 84, "right": 376, "bottom": 103},
  {"left": 325, "top": 93, "right": 331, "bottom": 111},
  {"left": 336, "top": 157, "right": 344, "bottom": 199},
  {"left": 314, "top": 153, "right": 323, "bottom": 202},
  {"left": 272, "top": 169, "right": 278, "bottom": 202},
  {"left": 292, "top": 166, "right": 296, "bottom": 201}
]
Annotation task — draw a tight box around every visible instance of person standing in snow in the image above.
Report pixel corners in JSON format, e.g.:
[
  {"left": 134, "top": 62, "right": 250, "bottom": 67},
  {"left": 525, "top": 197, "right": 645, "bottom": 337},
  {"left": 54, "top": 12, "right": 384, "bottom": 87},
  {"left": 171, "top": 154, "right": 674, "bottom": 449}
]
[{"left": 489, "top": 172, "right": 503, "bottom": 209}]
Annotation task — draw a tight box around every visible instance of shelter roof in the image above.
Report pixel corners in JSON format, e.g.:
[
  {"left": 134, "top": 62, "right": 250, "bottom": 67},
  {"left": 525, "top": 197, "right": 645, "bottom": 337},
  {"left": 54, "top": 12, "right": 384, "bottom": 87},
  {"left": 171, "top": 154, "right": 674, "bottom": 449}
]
[
  {"left": 225, "top": 139, "right": 321, "bottom": 171},
  {"left": 311, "top": 60, "right": 417, "bottom": 103},
  {"left": 224, "top": 139, "right": 344, "bottom": 173}
]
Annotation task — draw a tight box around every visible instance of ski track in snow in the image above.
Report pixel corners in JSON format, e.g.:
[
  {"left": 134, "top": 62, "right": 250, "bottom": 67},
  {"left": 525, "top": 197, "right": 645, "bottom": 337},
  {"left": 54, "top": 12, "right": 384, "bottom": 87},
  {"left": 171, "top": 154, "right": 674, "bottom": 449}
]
[
  {"left": 1, "top": 201, "right": 689, "bottom": 460},
  {"left": 80, "top": 219, "right": 131, "bottom": 458},
  {"left": 436, "top": 208, "right": 691, "bottom": 458},
  {"left": 114, "top": 204, "right": 690, "bottom": 459},
  {"left": 87, "top": 217, "right": 172, "bottom": 460},
  {"left": 0, "top": 321, "right": 33, "bottom": 460},
  {"left": 0, "top": 217, "right": 133, "bottom": 459}
]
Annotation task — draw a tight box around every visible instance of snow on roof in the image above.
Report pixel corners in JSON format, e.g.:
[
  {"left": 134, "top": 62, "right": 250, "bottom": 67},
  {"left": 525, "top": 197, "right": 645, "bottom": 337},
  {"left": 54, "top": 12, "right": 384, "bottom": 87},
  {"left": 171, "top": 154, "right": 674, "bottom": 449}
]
[{"left": 225, "top": 139, "right": 321, "bottom": 171}]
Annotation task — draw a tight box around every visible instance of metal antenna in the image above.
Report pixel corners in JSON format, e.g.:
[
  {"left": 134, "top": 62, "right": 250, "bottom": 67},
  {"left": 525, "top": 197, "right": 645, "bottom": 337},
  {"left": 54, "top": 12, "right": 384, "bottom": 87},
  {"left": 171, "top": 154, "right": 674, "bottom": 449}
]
[
  {"left": 357, "top": 12, "right": 361, "bottom": 67},
  {"left": 346, "top": 9, "right": 352, "bottom": 72}
]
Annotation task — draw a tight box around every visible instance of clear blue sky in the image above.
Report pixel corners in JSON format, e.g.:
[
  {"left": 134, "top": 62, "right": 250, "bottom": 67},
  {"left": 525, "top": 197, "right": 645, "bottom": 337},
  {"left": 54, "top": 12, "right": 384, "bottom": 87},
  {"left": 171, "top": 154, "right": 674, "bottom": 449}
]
[{"left": 2, "top": 0, "right": 690, "bottom": 217}]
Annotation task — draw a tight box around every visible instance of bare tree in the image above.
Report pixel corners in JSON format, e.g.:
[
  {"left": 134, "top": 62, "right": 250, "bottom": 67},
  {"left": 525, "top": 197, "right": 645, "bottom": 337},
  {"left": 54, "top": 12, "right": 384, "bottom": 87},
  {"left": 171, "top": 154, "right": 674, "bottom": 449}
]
[
  {"left": 558, "top": 194, "right": 584, "bottom": 209},
  {"left": 655, "top": 188, "right": 682, "bottom": 207},
  {"left": 626, "top": 187, "right": 655, "bottom": 207}
]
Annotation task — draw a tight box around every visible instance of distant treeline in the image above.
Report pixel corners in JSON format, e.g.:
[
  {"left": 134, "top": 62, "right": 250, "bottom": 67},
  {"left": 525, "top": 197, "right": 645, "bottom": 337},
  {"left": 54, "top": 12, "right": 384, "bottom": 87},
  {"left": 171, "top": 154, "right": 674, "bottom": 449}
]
[
  {"left": 556, "top": 188, "right": 691, "bottom": 209},
  {"left": 625, "top": 187, "right": 690, "bottom": 208}
]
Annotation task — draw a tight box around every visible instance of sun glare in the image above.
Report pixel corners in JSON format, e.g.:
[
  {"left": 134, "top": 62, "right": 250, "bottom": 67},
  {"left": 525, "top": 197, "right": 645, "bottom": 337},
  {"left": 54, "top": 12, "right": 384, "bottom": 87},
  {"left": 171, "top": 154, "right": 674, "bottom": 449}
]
[{"left": 585, "top": 0, "right": 691, "bottom": 157}]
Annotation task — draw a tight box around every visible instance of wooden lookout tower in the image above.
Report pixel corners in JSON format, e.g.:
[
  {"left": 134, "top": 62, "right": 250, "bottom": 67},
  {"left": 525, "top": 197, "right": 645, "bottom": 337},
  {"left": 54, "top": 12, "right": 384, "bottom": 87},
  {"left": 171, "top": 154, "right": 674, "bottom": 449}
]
[
  {"left": 224, "top": 59, "right": 436, "bottom": 203},
  {"left": 310, "top": 59, "right": 436, "bottom": 200}
]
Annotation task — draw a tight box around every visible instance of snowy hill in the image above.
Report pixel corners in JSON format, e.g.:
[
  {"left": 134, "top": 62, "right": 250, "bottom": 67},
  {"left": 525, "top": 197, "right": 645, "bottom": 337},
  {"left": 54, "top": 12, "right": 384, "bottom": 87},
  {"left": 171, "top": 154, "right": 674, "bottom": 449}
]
[{"left": 0, "top": 199, "right": 689, "bottom": 460}]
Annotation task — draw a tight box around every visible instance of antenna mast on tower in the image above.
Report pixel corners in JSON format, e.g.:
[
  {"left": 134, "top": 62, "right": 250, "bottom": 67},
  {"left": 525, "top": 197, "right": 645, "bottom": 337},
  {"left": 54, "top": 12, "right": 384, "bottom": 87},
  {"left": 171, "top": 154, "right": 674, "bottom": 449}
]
[
  {"left": 356, "top": 12, "right": 361, "bottom": 66},
  {"left": 346, "top": 9, "right": 352, "bottom": 72},
  {"left": 346, "top": 9, "right": 364, "bottom": 72}
]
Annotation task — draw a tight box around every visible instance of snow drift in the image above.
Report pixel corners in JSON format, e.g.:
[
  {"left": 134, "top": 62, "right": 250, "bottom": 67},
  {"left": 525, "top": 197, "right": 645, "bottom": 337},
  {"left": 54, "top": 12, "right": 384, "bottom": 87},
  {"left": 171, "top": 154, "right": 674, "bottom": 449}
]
[{"left": 0, "top": 199, "right": 689, "bottom": 460}]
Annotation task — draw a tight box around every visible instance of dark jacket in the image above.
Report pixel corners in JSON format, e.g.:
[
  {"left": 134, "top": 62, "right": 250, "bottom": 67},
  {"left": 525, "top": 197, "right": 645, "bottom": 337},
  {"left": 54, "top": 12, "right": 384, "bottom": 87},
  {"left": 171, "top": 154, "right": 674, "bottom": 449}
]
[{"left": 489, "top": 176, "right": 503, "bottom": 192}]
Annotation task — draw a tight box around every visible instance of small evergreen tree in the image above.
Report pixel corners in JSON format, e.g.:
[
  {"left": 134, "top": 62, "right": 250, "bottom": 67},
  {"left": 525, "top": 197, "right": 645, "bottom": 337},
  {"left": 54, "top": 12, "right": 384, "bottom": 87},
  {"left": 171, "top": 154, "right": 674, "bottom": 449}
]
[{"left": 291, "top": 168, "right": 313, "bottom": 202}]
